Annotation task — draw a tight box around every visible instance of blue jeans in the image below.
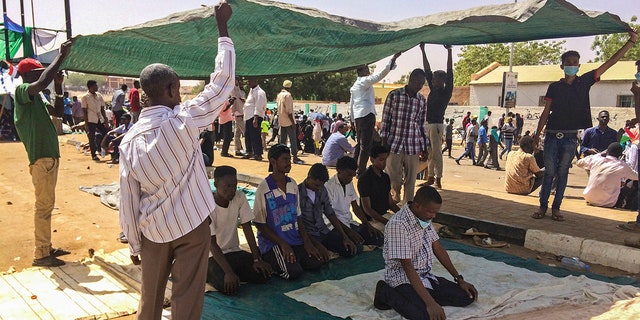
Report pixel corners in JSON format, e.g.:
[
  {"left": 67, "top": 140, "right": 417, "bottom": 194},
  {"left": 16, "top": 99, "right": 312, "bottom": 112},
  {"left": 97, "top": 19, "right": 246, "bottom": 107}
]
[
  {"left": 457, "top": 141, "right": 475, "bottom": 163},
  {"left": 539, "top": 132, "right": 578, "bottom": 210},
  {"left": 500, "top": 138, "right": 513, "bottom": 158}
]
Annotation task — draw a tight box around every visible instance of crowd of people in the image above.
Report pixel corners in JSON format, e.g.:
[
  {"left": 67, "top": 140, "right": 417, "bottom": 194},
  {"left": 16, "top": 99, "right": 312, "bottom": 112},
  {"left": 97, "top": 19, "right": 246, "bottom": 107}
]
[{"left": 8, "top": 0, "right": 640, "bottom": 319}]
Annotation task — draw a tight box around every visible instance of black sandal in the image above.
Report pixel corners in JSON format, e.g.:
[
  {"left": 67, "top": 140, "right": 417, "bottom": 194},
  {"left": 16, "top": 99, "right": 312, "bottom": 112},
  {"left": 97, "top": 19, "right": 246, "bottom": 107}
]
[{"left": 531, "top": 211, "right": 546, "bottom": 219}]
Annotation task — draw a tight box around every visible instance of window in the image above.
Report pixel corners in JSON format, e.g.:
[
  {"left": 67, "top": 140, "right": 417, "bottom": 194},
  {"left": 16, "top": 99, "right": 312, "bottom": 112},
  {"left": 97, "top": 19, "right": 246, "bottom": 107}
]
[
  {"left": 617, "top": 95, "right": 634, "bottom": 108},
  {"left": 538, "top": 96, "right": 546, "bottom": 106}
]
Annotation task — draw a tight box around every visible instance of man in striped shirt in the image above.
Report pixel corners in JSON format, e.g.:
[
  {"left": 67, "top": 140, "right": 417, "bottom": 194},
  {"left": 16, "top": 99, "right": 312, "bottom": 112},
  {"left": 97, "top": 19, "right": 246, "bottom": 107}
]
[{"left": 118, "top": 2, "right": 234, "bottom": 319}]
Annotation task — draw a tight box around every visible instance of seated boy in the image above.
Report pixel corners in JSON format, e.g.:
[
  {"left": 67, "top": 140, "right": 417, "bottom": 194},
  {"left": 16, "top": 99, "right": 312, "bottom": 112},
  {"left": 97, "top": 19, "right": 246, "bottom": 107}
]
[
  {"left": 375, "top": 186, "right": 478, "bottom": 320},
  {"left": 325, "top": 156, "right": 384, "bottom": 246},
  {"left": 253, "top": 144, "right": 326, "bottom": 280},
  {"left": 299, "top": 163, "right": 361, "bottom": 257},
  {"left": 358, "top": 144, "right": 401, "bottom": 225},
  {"left": 207, "top": 166, "right": 271, "bottom": 295}
]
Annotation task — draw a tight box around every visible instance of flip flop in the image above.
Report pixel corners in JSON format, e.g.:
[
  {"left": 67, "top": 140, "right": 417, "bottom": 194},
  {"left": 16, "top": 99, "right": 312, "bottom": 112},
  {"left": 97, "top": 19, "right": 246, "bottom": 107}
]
[
  {"left": 617, "top": 222, "right": 640, "bottom": 233},
  {"left": 531, "top": 211, "right": 546, "bottom": 219},
  {"left": 438, "top": 226, "right": 462, "bottom": 239},
  {"left": 461, "top": 228, "right": 489, "bottom": 236},
  {"left": 472, "top": 236, "right": 507, "bottom": 248}
]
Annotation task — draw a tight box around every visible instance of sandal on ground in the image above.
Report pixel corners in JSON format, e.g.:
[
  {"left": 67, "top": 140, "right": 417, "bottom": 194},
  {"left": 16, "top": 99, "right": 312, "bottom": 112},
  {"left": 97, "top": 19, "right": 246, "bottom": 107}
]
[
  {"left": 438, "top": 226, "right": 462, "bottom": 239},
  {"left": 551, "top": 210, "right": 565, "bottom": 222},
  {"left": 617, "top": 222, "right": 640, "bottom": 233},
  {"left": 472, "top": 236, "right": 507, "bottom": 248},
  {"left": 531, "top": 211, "right": 546, "bottom": 219}
]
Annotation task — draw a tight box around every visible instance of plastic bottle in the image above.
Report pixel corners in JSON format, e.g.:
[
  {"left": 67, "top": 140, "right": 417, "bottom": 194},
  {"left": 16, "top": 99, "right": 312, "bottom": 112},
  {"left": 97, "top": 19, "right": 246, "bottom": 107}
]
[{"left": 560, "top": 257, "right": 590, "bottom": 271}]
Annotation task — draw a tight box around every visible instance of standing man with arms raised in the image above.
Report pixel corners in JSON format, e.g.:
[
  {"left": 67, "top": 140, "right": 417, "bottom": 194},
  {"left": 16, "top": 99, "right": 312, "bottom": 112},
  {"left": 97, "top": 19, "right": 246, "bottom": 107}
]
[
  {"left": 118, "top": 2, "right": 234, "bottom": 319},
  {"left": 420, "top": 44, "right": 453, "bottom": 189},
  {"left": 277, "top": 80, "right": 304, "bottom": 164},
  {"left": 350, "top": 52, "right": 401, "bottom": 177},
  {"left": 380, "top": 69, "right": 428, "bottom": 204},
  {"left": 533, "top": 29, "right": 637, "bottom": 221},
  {"left": 14, "top": 39, "right": 75, "bottom": 267}
]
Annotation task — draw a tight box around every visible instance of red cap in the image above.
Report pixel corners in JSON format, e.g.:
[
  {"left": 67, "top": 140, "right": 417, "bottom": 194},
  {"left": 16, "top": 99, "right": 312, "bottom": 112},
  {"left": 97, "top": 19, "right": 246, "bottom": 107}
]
[{"left": 17, "top": 58, "right": 44, "bottom": 75}]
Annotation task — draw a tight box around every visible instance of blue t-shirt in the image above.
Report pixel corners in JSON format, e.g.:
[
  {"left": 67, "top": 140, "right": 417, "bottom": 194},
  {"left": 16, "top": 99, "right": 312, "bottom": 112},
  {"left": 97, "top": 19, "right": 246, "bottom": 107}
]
[
  {"left": 63, "top": 97, "right": 72, "bottom": 115},
  {"left": 254, "top": 175, "right": 303, "bottom": 254}
]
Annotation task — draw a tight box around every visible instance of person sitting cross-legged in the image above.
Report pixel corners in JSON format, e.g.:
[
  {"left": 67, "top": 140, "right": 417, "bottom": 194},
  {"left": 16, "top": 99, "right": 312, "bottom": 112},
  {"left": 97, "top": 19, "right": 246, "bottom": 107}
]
[
  {"left": 505, "top": 136, "right": 543, "bottom": 196},
  {"left": 100, "top": 113, "right": 133, "bottom": 164},
  {"left": 358, "top": 144, "right": 402, "bottom": 226},
  {"left": 206, "top": 166, "right": 272, "bottom": 296},
  {"left": 374, "top": 186, "right": 478, "bottom": 320},
  {"left": 298, "top": 163, "right": 361, "bottom": 258}
]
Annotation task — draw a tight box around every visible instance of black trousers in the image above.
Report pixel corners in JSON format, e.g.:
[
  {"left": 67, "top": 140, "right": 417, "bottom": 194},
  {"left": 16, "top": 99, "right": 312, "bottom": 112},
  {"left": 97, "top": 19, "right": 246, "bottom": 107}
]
[
  {"left": 220, "top": 121, "right": 233, "bottom": 155},
  {"left": 245, "top": 117, "right": 263, "bottom": 156},
  {"left": 379, "top": 277, "right": 474, "bottom": 320},
  {"left": 206, "top": 250, "right": 269, "bottom": 291},
  {"left": 262, "top": 244, "right": 324, "bottom": 280},
  {"left": 314, "top": 228, "right": 363, "bottom": 258},
  {"left": 441, "top": 138, "right": 453, "bottom": 157},
  {"left": 350, "top": 224, "right": 384, "bottom": 247},
  {"left": 354, "top": 113, "right": 376, "bottom": 175},
  {"left": 87, "top": 122, "right": 108, "bottom": 157},
  {"left": 113, "top": 109, "right": 125, "bottom": 126}
]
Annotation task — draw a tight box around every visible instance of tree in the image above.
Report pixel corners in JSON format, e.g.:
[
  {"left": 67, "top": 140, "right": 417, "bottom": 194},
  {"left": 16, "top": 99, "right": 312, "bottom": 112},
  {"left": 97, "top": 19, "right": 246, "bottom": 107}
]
[
  {"left": 394, "top": 73, "right": 409, "bottom": 84},
  {"left": 453, "top": 40, "right": 565, "bottom": 86},
  {"left": 591, "top": 16, "right": 639, "bottom": 62},
  {"left": 258, "top": 71, "right": 357, "bottom": 103}
]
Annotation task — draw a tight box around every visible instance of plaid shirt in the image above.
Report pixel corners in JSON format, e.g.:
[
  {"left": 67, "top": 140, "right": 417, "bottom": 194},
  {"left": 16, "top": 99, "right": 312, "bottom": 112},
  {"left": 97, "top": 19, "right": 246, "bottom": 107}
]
[
  {"left": 380, "top": 87, "right": 428, "bottom": 155},
  {"left": 383, "top": 203, "right": 439, "bottom": 289}
]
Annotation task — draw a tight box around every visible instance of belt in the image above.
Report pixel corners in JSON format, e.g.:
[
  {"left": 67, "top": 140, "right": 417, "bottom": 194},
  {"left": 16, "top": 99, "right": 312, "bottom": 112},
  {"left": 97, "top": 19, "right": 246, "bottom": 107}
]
[{"left": 546, "top": 129, "right": 578, "bottom": 139}]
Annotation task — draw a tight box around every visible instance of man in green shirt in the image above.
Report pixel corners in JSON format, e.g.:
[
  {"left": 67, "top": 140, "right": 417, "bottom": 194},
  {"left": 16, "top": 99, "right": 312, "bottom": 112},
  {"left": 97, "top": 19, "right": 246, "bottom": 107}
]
[{"left": 14, "top": 39, "right": 74, "bottom": 267}]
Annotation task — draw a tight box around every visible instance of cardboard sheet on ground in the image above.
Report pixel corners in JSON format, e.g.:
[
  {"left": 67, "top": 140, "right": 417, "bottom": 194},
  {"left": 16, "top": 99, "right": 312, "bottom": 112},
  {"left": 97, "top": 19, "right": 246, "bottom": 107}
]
[{"left": 285, "top": 251, "right": 640, "bottom": 320}]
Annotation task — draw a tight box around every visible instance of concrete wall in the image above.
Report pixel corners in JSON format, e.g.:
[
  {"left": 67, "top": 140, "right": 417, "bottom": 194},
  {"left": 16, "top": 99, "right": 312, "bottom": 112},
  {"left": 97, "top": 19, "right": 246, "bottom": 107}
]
[{"left": 471, "top": 81, "right": 636, "bottom": 108}]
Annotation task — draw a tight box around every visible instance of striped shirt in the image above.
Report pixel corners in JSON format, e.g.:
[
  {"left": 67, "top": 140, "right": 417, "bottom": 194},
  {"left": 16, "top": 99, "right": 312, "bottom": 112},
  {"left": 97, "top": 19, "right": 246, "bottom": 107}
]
[
  {"left": 118, "top": 37, "right": 235, "bottom": 256},
  {"left": 383, "top": 203, "right": 439, "bottom": 289},
  {"left": 380, "top": 87, "right": 428, "bottom": 155}
]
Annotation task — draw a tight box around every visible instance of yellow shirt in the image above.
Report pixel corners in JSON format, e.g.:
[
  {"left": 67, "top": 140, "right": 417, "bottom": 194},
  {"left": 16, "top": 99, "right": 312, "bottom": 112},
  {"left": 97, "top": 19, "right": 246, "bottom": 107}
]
[{"left": 505, "top": 149, "right": 540, "bottom": 194}]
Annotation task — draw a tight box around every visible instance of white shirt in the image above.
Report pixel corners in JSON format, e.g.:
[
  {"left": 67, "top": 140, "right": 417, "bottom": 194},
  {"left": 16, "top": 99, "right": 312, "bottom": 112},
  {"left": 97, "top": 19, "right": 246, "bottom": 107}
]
[
  {"left": 349, "top": 60, "right": 394, "bottom": 120},
  {"left": 81, "top": 91, "right": 105, "bottom": 124},
  {"left": 325, "top": 174, "right": 358, "bottom": 226},
  {"left": 210, "top": 190, "right": 254, "bottom": 254},
  {"left": 243, "top": 85, "right": 267, "bottom": 119},
  {"left": 119, "top": 37, "right": 235, "bottom": 256},
  {"left": 576, "top": 154, "right": 638, "bottom": 207}
]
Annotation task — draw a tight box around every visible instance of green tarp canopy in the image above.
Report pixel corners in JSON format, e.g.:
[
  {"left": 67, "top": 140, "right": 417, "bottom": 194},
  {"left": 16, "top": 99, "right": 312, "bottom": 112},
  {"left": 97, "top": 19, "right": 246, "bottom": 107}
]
[{"left": 60, "top": 0, "right": 631, "bottom": 79}]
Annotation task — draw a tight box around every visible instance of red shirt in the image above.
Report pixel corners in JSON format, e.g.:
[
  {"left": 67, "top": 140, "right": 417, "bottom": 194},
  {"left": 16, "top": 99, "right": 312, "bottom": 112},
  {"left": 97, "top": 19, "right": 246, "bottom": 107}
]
[{"left": 128, "top": 88, "right": 140, "bottom": 112}]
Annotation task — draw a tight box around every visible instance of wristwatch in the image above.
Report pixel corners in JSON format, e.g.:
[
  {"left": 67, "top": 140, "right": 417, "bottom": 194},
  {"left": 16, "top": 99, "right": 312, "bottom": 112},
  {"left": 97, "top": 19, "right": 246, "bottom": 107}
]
[{"left": 453, "top": 274, "right": 464, "bottom": 283}]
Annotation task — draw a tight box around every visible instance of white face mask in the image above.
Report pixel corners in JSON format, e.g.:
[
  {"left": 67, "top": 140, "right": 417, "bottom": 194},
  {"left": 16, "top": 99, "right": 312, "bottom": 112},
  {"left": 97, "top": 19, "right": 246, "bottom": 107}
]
[
  {"left": 418, "top": 218, "right": 432, "bottom": 229},
  {"left": 635, "top": 72, "right": 640, "bottom": 82}
]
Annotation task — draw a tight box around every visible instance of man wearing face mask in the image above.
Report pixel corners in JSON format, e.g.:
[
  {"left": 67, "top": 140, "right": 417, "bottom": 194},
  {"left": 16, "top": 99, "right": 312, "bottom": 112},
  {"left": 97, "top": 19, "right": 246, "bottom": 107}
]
[{"left": 532, "top": 29, "right": 638, "bottom": 222}]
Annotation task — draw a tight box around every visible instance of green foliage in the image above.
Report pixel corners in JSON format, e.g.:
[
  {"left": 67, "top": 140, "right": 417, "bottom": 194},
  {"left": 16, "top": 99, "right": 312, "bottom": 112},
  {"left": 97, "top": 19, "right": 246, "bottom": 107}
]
[
  {"left": 257, "top": 71, "right": 357, "bottom": 102},
  {"left": 454, "top": 40, "right": 565, "bottom": 86},
  {"left": 591, "top": 17, "right": 639, "bottom": 62},
  {"left": 65, "top": 72, "right": 106, "bottom": 89},
  {"left": 394, "top": 73, "right": 409, "bottom": 84},
  {"left": 191, "top": 81, "right": 205, "bottom": 94}
]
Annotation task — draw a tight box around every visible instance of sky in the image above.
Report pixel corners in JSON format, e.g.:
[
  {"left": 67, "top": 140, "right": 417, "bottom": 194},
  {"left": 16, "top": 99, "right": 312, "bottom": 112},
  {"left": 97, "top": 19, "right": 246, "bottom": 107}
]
[{"left": 4, "top": 0, "right": 638, "bottom": 81}]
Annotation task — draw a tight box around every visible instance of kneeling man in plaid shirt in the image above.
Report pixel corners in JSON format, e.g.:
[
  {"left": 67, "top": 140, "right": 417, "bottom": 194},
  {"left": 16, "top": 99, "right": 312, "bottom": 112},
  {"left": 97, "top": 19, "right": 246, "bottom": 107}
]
[{"left": 374, "top": 186, "right": 478, "bottom": 320}]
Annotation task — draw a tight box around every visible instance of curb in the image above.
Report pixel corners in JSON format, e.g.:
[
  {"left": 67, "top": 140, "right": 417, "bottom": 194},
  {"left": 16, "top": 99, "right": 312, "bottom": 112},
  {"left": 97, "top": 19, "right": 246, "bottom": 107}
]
[{"left": 437, "top": 211, "right": 640, "bottom": 273}]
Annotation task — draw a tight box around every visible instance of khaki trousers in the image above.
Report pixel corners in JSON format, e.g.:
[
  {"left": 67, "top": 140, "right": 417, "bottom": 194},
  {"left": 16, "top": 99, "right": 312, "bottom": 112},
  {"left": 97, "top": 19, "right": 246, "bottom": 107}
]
[
  {"left": 386, "top": 152, "right": 420, "bottom": 204},
  {"left": 138, "top": 219, "right": 211, "bottom": 320},
  {"left": 29, "top": 157, "right": 59, "bottom": 259},
  {"left": 426, "top": 123, "right": 444, "bottom": 179},
  {"left": 234, "top": 116, "right": 244, "bottom": 153}
]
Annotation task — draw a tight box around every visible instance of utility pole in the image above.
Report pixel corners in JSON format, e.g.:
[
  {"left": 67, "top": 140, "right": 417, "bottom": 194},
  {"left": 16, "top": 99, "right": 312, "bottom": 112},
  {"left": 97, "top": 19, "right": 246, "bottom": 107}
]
[
  {"left": 2, "top": 0, "right": 10, "bottom": 59},
  {"left": 64, "top": 0, "right": 71, "bottom": 40}
]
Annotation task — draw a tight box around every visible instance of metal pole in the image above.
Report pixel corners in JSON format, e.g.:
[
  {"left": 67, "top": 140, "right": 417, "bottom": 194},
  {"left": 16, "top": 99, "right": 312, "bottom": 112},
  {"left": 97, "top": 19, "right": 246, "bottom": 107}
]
[
  {"left": 29, "top": 0, "right": 36, "bottom": 56},
  {"left": 506, "top": 0, "right": 517, "bottom": 114},
  {"left": 64, "top": 0, "right": 71, "bottom": 40},
  {"left": 2, "top": 0, "right": 10, "bottom": 59}
]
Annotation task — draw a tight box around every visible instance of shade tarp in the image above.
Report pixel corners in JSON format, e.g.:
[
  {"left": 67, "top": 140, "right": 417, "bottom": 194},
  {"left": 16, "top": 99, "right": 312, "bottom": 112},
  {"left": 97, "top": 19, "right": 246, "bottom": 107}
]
[{"left": 60, "top": 0, "right": 630, "bottom": 79}]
